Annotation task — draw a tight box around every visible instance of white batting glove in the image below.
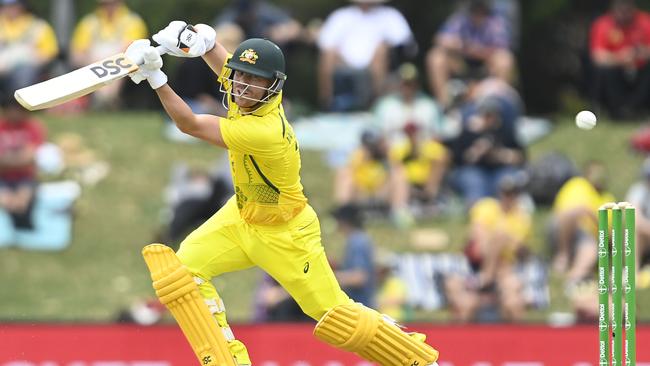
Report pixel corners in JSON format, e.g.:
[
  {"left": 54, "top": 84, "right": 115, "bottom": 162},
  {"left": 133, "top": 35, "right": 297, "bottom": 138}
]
[
  {"left": 152, "top": 21, "right": 216, "bottom": 58},
  {"left": 125, "top": 39, "right": 151, "bottom": 84},
  {"left": 125, "top": 40, "right": 167, "bottom": 89},
  {"left": 140, "top": 47, "right": 167, "bottom": 89}
]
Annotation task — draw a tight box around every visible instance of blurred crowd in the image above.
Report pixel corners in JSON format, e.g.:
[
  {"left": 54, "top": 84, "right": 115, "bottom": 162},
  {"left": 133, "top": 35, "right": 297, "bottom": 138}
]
[{"left": 3, "top": 0, "right": 650, "bottom": 325}]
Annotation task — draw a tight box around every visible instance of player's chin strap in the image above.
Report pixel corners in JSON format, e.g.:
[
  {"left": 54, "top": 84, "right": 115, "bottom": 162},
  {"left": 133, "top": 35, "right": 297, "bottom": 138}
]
[
  {"left": 220, "top": 91, "right": 281, "bottom": 116},
  {"left": 219, "top": 70, "right": 283, "bottom": 115}
]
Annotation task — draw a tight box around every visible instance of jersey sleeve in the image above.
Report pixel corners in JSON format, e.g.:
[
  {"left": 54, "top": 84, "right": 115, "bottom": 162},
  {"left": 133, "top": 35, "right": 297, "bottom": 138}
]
[
  {"left": 217, "top": 53, "right": 234, "bottom": 91},
  {"left": 220, "top": 115, "right": 284, "bottom": 159}
]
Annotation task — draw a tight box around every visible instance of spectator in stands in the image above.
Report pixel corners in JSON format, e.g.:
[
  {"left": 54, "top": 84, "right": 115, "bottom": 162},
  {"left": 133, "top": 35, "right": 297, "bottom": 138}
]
[
  {"left": 333, "top": 203, "right": 376, "bottom": 308},
  {"left": 333, "top": 128, "right": 412, "bottom": 227},
  {"left": 389, "top": 122, "right": 448, "bottom": 210},
  {"left": 0, "top": 96, "right": 45, "bottom": 236},
  {"left": 549, "top": 161, "right": 614, "bottom": 285},
  {"left": 317, "top": 0, "right": 414, "bottom": 111},
  {"left": 0, "top": 0, "right": 58, "bottom": 98},
  {"left": 214, "top": 0, "right": 303, "bottom": 47},
  {"left": 445, "top": 174, "right": 534, "bottom": 322},
  {"left": 70, "top": 0, "right": 147, "bottom": 108},
  {"left": 426, "top": 0, "right": 514, "bottom": 109},
  {"left": 590, "top": 0, "right": 650, "bottom": 119},
  {"left": 373, "top": 63, "right": 447, "bottom": 144},
  {"left": 448, "top": 93, "right": 525, "bottom": 208},
  {"left": 625, "top": 158, "right": 650, "bottom": 279},
  {"left": 158, "top": 158, "right": 233, "bottom": 248},
  {"left": 375, "top": 249, "right": 410, "bottom": 322}
]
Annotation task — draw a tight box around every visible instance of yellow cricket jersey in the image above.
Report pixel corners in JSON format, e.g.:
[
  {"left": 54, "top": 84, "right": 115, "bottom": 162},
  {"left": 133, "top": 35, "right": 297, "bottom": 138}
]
[
  {"left": 71, "top": 4, "right": 147, "bottom": 54},
  {"left": 0, "top": 13, "right": 58, "bottom": 60},
  {"left": 470, "top": 197, "right": 531, "bottom": 261},
  {"left": 553, "top": 176, "right": 615, "bottom": 233},
  {"left": 389, "top": 139, "right": 447, "bottom": 185},
  {"left": 217, "top": 60, "right": 307, "bottom": 225}
]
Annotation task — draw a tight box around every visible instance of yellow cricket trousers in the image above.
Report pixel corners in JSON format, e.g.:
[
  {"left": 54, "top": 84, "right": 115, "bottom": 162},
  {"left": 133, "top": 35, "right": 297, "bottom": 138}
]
[{"left": 176, "top": 196, "right": 352, "bottom": 320}]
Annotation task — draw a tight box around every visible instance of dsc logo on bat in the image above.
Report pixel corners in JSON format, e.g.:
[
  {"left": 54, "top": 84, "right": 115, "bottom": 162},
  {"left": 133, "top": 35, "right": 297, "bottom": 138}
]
[{"left": 90, "top": 57, "right": 135, "bottom": 79}]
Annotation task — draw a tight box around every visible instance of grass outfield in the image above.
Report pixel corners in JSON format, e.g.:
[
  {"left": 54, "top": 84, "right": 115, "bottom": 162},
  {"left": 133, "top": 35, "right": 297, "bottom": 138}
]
[{"left": 0, "top": 111, "right": 648, "bottom": 323}]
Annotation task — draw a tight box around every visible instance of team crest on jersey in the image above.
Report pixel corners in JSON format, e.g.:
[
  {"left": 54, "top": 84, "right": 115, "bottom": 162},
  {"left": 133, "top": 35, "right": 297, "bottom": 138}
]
[{"left": 239, "top": 49, "right": 259, "bottom": 64}]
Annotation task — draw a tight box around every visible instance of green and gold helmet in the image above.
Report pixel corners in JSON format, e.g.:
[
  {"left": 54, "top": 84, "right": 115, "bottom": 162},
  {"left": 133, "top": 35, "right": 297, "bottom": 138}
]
[{"left": 222, "top": 38, "right": 287, "bottom": 104}]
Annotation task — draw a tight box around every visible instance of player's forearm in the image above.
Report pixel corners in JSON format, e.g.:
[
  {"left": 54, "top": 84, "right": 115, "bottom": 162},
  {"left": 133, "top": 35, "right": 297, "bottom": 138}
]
[
  {"left": 156, "top": 85, "right": 226, "bottom": 147},
  {"left": 202, "top": 41, "right": 230, "bottom": 76},
  {"left": 155, "top": 84, "right": 199, "bottom": 132}
]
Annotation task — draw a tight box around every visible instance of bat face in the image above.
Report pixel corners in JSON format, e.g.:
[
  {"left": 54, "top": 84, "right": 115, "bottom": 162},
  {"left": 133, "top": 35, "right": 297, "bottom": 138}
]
[{"left": 14, "top": 53, "right": 140, "bottom": 111}]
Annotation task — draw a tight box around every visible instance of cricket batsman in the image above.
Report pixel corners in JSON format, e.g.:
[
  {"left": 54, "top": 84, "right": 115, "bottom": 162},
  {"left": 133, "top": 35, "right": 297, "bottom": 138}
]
[{"left": 126, "top": 21, "right": 439, "bottom": 366}]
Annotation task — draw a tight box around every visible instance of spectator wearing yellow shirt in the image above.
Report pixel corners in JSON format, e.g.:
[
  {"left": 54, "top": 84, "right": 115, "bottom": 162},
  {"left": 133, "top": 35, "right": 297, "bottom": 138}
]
[
  {"left": 375, "top": 250, "right": 410, "bottom": 322},
  {"left": 549, "top": 160, "right": 614, "bottom": 283},
  {"left": 70, "top": 0, "right": 147, "bottom": 108},
  {"left": 445, "top": 174, "right": 532, "bottom": 322},
  {"left": 333, "top": 128, "right": 411, "bottom": 227},
  {"left": 0, "top": 0, "right": 58, "bottom": 96},
  {"left": 389, "top": 122, "right": 448, "bottom": 206}
]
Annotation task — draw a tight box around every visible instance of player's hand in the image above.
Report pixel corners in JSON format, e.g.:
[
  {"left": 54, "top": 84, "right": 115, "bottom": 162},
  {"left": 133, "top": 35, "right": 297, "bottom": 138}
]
[
  {"left": 125, "top": 39, "right": 151, "bottom": 84},
  {"left": 125, "top": 40, "right": 167, "bottom": 89},
  {"left": 152, "top": 21, "right": 216, "bottom": 58}
]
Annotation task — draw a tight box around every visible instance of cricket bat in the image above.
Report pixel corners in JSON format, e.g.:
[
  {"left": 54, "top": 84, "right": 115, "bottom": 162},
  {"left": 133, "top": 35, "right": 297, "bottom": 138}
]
[{"left": 14, "top": 45, "right": 167, "bottom": 111}]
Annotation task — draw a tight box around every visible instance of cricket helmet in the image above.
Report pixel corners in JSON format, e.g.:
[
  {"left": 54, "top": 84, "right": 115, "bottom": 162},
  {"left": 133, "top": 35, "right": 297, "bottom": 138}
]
[{"left": 222, "top": 38, "right": 287, "bottom": 105}]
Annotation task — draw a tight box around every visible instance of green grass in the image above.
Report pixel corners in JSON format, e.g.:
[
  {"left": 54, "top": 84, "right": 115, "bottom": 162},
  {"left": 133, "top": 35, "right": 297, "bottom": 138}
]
[{"left": 0, "top": 112, "right": 648, "bottom": 323}]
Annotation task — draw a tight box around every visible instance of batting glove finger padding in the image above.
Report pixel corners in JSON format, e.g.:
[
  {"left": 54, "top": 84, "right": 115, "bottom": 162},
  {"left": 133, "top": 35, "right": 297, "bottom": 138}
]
[
  {"left": 153, "top": 21, "right": 215, "bottom": 58},
  {"left": 124, "top": 39, "right": 151, "bottom": 84},
  {"left": 142, "top": 47, "right": 167, "bottom": 89}
]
